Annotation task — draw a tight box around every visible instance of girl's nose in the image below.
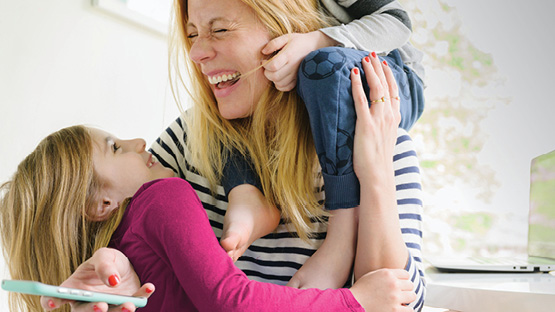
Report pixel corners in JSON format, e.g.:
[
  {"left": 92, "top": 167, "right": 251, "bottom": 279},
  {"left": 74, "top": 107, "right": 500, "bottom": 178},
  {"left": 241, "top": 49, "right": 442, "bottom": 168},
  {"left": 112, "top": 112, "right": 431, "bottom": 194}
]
[{"left": 122, "top": 138, "right": 146, "bottom": 153}]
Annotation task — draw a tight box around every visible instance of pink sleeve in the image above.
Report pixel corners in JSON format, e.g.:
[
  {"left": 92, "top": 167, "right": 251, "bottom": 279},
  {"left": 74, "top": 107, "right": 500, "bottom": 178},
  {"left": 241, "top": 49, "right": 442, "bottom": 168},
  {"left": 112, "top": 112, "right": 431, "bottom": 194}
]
[{"left": 141, "top": 179, "right": 363, "bottom": 311}]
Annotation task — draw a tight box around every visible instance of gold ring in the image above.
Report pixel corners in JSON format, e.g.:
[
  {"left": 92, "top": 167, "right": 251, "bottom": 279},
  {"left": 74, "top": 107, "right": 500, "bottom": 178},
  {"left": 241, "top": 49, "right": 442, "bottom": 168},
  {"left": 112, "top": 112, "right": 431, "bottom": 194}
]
[
  {"left": 391, "top": 96, "right": 400, "bottom": 101},
  {"left": 370, "top": 97, "right": 386, "bottom": 103}
]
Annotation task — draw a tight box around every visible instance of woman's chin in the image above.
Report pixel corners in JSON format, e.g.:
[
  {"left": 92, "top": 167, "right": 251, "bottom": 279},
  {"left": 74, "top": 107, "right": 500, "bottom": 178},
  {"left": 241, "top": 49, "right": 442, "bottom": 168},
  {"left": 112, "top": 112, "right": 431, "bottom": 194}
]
[{"left": 218, "top": 106, "right": 252, "bottom": 120}]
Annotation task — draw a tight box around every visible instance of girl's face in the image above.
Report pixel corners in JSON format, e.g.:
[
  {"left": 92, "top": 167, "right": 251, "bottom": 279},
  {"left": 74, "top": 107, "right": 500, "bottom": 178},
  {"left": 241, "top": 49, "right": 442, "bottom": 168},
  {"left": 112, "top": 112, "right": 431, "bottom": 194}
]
[
  {"left": 90, "top": 128, "right": 175, "bottom": 213},
  {"left": 186, "top": 0, "right": 272, "bottom": 120}
]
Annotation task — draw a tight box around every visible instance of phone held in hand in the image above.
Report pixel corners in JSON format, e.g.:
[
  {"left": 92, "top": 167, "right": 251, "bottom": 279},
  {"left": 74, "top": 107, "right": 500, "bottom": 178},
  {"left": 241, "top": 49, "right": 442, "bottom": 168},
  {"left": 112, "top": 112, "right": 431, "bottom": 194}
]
[{"left": 1, "top": 279, "right": 147, "bottom": 307}]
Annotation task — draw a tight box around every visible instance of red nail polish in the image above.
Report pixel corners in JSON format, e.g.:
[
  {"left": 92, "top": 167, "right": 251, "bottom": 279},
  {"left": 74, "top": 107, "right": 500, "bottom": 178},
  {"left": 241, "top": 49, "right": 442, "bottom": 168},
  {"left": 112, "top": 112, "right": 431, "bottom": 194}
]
[
  {"left": 146, "top": 287, "right": 154, "bottom": 293},
  {"left": 371, "top": 51, "right": 377, "bottom": 58},
  {"left": 122, "top": 308, "right": 131, "bottom": 312},
  {"left": 108, "top": 274, "right": 120, "bottom": 286},
  {"left": 353, "top": 68, "right": 359, "bottom": 75},
  {"left": 382, "top": 60, "right": 388, "bottom": 66},
  {"left": 93, "top": 305, "right": 102, "bottom": 312},
  {"left": 364, "top": 56, "right": 370, "bottom": 63},
  {"left": 48, "top": 299, "right": 56, "bottom": 308}
]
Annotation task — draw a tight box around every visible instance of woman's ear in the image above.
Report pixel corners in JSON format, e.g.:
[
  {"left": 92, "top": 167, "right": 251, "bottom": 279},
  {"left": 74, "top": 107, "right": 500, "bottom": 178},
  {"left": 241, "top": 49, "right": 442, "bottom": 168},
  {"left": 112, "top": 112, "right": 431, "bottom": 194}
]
[{"left": 89, "top": 197, "right": 119, "bottom": 221}]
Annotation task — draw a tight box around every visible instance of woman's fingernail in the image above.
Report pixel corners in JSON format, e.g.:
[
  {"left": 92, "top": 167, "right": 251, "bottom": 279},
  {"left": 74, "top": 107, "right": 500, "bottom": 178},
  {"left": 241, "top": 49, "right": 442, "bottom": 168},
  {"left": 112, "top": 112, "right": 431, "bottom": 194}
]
[
  {"left": 353, "top": 68, "right": 359, "bottom": 75},
  {"left": 382, "top": 60, "right": 388, "bottom": 66},
  {"left": 146, "top": 287, "right": 154, "bottom": 294},
  {"left": 371, "top": 51, "right": 377, "bottom": 58},
  {"left": 364, "top": 56, "right": 370, "bottom": 63},
  {"left": 108, "top": 274, "right": 120, "bottom": 286},
  {"left": 48, "top": 299, "right": 56, "bottom": 308},
  {"left": 93, "top": 305, "right": 102, "bottom": 312},
  {"left": 122, "top": 308, "right": 131, "bottom": 312}
]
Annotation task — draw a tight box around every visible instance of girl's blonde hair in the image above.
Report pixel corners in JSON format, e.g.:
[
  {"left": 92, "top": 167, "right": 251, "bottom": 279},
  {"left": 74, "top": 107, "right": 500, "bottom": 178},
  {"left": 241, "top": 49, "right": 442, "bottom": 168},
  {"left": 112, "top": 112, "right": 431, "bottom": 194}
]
[
  {"left": 0, "top": 126, "right": 126, "bottom": 312},
  {"left": 170, "top": 0, "right": 329, "bottom": 240}
]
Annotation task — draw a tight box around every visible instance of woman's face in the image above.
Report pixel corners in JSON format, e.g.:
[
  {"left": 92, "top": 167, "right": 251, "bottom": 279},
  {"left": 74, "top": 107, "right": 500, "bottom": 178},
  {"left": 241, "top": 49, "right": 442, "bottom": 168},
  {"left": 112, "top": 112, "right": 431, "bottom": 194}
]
[
  {"left": 90, "top": 128, "right": 175, "bottom": 209},
  {"left": 186, "top": 0, "right": 272, "bottom": 120}
]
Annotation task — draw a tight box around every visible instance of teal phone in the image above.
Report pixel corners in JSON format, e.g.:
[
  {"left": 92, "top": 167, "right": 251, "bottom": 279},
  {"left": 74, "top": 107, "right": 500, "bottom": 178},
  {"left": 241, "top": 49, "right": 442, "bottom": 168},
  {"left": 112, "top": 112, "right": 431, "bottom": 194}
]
[{"left": 1, "top": 279, "right": 147, "bottom": 307}]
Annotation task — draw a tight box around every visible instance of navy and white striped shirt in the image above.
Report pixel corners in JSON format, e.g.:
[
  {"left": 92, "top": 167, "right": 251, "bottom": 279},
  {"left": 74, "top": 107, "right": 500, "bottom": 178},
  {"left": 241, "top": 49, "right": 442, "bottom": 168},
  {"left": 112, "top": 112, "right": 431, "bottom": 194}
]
[{"left": 150, "top": 116, "right": 426, "bottom": 311}]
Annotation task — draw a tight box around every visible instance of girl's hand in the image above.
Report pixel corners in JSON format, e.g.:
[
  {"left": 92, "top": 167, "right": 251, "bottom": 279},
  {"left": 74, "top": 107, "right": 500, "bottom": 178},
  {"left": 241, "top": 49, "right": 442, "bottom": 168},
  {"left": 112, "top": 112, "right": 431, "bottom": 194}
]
[
  {"left": 351, "top": 52, "right": 401, "bottom": 184},
  {"left": 350, "top": 269, "right": 416, "bottom": 312},
  {"left": 40, "top": 247, "right": 155, "bottom": 312},
  {"left": 262, "top": 31, "right": 337, "bottom": 91}
]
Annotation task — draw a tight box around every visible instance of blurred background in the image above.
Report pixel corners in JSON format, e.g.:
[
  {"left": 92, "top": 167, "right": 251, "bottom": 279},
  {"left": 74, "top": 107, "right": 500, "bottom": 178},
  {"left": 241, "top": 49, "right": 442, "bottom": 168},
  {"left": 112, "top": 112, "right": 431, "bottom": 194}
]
[
  {"left": 2, "top": 0, "right": 555, "bottom": 310},
  {"left": 400, "top": 0, "right": 555, "bottom": 258}
]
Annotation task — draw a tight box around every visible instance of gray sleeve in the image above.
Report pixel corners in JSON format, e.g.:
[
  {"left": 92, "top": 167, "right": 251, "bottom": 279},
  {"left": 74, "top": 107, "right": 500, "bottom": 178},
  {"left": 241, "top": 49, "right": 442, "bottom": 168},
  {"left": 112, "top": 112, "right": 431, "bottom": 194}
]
[{"left": 319, "top": 0, "right": 411, "bottom": 54}]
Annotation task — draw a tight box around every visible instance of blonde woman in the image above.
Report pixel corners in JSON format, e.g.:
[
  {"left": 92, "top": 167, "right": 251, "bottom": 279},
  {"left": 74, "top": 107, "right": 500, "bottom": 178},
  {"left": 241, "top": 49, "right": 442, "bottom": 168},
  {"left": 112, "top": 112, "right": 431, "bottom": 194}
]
[
  {"left": 159, "top": 0, "right": 425, "bottom": 308},
  {"left": 3, "top": 57, "right": 415, "bottom": 312}
]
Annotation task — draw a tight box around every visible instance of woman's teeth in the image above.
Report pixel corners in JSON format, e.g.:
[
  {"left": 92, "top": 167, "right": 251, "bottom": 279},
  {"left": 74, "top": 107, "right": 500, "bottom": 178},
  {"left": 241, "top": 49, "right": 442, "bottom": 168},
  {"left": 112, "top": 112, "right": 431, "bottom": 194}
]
[{"left": 208, "top": 72, "right": 240, "bottom": 85}]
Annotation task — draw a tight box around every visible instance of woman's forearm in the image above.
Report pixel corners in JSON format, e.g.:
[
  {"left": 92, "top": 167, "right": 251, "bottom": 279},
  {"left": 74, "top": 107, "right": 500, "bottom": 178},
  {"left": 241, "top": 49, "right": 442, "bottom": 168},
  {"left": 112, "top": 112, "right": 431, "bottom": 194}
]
[
  {"left": 353, "top": 131, "right": 426, "bottom": 310},
  {"left": 354, "top": 162, "right": 408, "bottom": 279}
]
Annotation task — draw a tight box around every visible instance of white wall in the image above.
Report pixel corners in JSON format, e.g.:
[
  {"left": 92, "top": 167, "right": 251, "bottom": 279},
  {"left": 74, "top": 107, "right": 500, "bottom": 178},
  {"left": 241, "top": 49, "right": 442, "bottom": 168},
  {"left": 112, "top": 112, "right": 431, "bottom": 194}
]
[{"left": 0, "top": 0, "right": 180, "bottom": 309}]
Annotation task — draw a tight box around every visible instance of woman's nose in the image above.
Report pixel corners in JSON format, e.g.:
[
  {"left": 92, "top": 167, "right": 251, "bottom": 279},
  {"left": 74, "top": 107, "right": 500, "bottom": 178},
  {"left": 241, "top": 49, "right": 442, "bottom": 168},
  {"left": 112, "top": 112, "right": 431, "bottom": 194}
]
[{"left": 189, "top": 36, "right": 216, "bottom": 64}]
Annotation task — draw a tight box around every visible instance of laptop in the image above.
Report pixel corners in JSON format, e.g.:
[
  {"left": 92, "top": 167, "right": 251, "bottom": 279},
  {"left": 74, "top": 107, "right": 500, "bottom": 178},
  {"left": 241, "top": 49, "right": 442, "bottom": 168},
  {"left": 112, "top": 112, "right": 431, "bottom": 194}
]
[{"left": 428, "top": 149, "right": 555, "bottom": 273}]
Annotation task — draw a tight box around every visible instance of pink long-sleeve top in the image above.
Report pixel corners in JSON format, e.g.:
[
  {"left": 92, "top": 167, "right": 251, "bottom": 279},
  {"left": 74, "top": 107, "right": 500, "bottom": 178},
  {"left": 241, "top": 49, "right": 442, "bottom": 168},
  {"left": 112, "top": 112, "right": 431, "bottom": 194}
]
[{"left": 109, "top": 178, "right": 363, "bottom": 311}]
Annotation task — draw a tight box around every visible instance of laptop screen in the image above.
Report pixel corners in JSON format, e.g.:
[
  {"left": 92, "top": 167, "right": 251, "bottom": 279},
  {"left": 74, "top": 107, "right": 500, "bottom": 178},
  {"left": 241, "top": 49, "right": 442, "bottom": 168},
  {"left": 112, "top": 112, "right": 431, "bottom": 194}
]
[{"left": 528, "top": 149, "right": 555, "bottom": 259}]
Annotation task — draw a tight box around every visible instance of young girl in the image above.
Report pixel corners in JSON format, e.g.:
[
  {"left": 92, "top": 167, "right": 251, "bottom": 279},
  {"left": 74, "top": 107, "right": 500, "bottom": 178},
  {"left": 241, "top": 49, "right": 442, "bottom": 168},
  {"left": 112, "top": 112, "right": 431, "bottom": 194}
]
[
  {"left": 1, "top": 58, "right": 417, "bottom": 312},
  {"left": 220, "top": 0, "right": 425, "bottom": 291}
]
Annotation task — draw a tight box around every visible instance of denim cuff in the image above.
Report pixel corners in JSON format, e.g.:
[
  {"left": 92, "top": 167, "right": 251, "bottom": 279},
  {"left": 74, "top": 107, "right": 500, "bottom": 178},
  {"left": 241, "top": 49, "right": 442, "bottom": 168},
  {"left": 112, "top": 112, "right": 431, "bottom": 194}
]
[{"left": 322, "top": 171, "right": 360, "bottom": 210}]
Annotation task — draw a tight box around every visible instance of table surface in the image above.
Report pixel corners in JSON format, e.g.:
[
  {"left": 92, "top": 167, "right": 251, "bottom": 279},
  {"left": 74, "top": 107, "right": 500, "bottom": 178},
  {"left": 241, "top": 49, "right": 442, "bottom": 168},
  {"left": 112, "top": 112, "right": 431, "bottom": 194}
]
[{"left": 424, "top": 267, "right": 555, "bottom": 312}]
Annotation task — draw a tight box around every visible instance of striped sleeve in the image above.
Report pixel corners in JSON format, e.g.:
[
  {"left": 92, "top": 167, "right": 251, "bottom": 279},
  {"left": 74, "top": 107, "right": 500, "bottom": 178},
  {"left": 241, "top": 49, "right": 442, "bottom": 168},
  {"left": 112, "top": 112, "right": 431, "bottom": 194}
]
[{"left": 394, "top": 128, "right": 426, "bottom": 311}]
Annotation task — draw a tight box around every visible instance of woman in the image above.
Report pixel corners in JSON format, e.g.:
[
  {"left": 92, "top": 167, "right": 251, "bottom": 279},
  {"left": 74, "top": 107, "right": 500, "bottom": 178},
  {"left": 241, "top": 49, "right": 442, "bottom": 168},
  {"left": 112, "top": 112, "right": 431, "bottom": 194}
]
[
  {"left": 2, "top": 59, "right": 415, "bottom": 311},
  {"left": 155, "top": 0, "right": 424, "bottom": 307}
]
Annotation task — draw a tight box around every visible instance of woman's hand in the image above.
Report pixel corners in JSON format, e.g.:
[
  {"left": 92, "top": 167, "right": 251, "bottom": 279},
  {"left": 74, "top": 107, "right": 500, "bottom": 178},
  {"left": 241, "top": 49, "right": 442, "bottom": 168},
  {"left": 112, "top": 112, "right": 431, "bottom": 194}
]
[
  {"left": 351, "top": 53, "right": 401, "bottom": 184},
  {"left": 40, "top": 247, "right": 155, "bottom": 312}
]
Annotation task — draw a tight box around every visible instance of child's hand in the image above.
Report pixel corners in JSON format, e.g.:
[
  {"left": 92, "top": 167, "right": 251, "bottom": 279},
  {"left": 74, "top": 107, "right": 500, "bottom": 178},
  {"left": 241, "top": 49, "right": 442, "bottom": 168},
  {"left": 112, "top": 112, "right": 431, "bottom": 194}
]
[
  {"left": 41, "top": 248, "right": 155, "bottom": 312},
  {"left": 221, "top": 185, "right": 281, "bottom": 262},
  {"left": 350, "top": 269, "right": 416, "bottom": 312},
  {"left": 262, "top": 31, "right": 338, "bottom": 91}
]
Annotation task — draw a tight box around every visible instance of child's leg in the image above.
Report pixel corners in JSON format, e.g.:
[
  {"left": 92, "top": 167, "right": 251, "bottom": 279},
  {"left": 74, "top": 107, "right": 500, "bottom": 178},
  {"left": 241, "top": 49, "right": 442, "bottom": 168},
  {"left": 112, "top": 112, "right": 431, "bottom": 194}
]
[
  {"left": 291, "top": 47, "right": 424, "bottom": 287},
  {"left": 287, "top": 208, "right": 356, "bottom": 289},
  {"left": 298, "top": 47, "right": 423, "bottom": 210},
  {"left": 387, "top": 49, "right": 426, "bottom": 131},
  {"left": 220, "top": 149, "right": 280, "bottom": 262},
  {"left": 221, "top": 184, "right": 281, "bottom": 262}
]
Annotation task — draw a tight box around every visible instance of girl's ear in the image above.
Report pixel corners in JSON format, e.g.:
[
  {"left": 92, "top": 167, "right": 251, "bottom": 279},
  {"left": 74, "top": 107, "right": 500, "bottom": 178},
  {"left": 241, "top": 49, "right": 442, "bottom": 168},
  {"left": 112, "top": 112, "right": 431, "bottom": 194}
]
[{"left": 89, "top": 197, "right": 119, "bottom": 221}]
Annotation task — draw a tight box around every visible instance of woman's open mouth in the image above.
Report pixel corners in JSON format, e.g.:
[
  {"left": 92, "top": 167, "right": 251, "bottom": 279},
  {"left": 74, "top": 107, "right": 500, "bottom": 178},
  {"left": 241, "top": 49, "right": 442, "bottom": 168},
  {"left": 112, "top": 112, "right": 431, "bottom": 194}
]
[{"left": 209, "top": 72, "right": 241, "bottom": 89}]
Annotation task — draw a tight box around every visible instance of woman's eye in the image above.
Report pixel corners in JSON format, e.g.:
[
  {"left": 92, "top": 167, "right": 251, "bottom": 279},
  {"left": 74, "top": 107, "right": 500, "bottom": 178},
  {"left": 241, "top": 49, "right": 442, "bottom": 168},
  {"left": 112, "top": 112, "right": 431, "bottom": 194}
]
[
  {"left": 112, "top": 143, "right": 121, "bottom": 153},
  {"left": 213, "top": 29, "right": 227, "bottom": 34}
]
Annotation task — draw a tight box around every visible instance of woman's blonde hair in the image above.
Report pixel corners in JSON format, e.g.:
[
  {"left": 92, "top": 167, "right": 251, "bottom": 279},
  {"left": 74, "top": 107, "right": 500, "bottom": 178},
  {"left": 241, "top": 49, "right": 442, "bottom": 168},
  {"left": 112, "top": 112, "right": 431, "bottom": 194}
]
[
  {"left": 0, "top": 126, "right": 126, "bottom": 312},
  {"left": 170, "top": 0, "right": 329, "bottom": 240}
]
